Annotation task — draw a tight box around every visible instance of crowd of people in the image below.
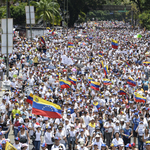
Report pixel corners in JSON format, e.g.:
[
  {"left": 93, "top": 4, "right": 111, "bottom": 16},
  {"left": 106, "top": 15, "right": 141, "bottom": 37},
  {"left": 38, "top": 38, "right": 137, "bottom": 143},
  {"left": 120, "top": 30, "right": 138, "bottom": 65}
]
[{"left": 0, "top": 21, "right": 150, "bottom": 150}]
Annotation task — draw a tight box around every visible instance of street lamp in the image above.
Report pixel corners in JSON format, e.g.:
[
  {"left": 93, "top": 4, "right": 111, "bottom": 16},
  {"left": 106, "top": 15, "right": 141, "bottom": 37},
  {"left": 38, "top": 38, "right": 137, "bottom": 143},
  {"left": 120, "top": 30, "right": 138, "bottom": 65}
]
[
  {"left": 53, "top": 0, "right": 54, "bottom": 29},
  {"left": 6, "top": 0, "right": 8, "bottom": 77},
  {"left": 28, "top": 0, "right": 32, "bottom": 40}
]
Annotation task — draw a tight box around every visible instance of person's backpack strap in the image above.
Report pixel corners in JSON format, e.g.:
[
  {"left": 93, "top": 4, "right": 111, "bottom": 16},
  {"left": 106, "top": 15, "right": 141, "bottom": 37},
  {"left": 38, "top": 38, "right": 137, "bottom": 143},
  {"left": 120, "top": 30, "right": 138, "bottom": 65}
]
[{"left": 19, "top": 131, "right": 21, "bottom": 137}]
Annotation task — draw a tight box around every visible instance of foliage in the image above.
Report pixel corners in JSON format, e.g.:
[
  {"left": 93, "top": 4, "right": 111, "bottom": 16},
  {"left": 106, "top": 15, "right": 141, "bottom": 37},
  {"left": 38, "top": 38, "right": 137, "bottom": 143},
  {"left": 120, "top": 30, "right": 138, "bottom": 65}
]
[
  {"left": 35, "top": 0, "right": 61, "bottom": 26},
  {"left": 87, "top": 10, "right": 125, "bottom": 21},
  {"left": 78, "top": 11, "right": 86, "bottom": 23},
  {"left": 10, "top": 2, "right": 27, "bottom": 25},
  {"left": 139, "top": 11, "right": 150, "bottom": 30},
  {"left": 130, "top": 0, "right": 150, "bottom": 29},
  {"left": 0, "top": 6, "right": 6, "bottom": 19}
]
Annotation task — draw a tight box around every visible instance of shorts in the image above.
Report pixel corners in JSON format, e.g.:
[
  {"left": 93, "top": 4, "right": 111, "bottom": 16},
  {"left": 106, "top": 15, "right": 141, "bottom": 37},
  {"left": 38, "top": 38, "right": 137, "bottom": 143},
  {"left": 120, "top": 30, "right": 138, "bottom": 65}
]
[{"left": 133, "top": 130, "right": 137, "bottom": 137}]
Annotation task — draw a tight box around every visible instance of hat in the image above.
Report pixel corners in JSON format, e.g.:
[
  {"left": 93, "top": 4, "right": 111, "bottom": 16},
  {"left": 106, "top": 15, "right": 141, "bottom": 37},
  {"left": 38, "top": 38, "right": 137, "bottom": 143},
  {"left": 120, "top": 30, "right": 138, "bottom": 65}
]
[
  {"left": 15, "top": 113, "right": 19, "bottom": 116},
  {"left": 2, "top": 140, "right": 6, "bottom": 144},
  {"left": 90, "top": 117, "right": 94, "bottom": 121},
  {"left": 101, "top": 143, "right": 106, "bottom": 147},
  {"left": 15, "top": 137, "right": 20, "bottom": 141},
  {"left": 95, "top": 134, "right": 100, "bottom": 138},
  {"left": 93, "top": 142, "right": 98, "bottom": 146},
  {"left": 41, "top": 143, "right": 47, "bottom": 148},
  {"left": 125, "top": 144, "right": 129, "bottom": 148},
  {"left": 116, "top": 120, "right": 119, "bottom": 123},
  {"left": 80, "top": 129, "right": 84, "bottom": 132},
  {"left": 47, "top": 126, "right": 51, "bottom": 129},
  {"left": 20, "top": 125, "right": 25, "bottom": 128},
  {"left": 0, "top": 132, "right": 3, "bottom": 136},
  {"left": 134, "top": 112, "right": 138, "bottom": 116},
  {"left": 54, "top": 137, "right": 60, "bottom": 140},
  {"left": 65, "top": 118, "right": 69, "bottom": 121}
]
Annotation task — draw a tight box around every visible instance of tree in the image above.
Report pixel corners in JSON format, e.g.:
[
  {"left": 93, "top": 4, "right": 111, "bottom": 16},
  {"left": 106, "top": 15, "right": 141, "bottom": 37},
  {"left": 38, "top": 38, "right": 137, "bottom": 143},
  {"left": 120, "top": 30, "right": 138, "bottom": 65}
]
[
  {"left": 36, "top": 0, "right": 61, "bottom": 26},
  {"left": 57, "top": 0, "right": 106, "bottom": 26},
  {"left": 10, "top": 2, "right": 27, "bottom": 25}
]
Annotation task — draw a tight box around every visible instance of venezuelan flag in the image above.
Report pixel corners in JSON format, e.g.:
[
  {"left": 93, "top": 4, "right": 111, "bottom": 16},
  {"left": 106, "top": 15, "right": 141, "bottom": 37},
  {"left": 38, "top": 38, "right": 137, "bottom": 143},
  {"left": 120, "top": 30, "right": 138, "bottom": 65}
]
[
  {"left": 126, "top": 62, "right": 130, "bottom": 67},
  {"left": 88, "top": 77, "right": 93, "bottom": 83},
  {"left": 119, "top": 89, "right": 126, "bottom": 95},
  {"left": 103, "top": 79, "right": 112, "bottom": 85},
  {"left": 68, "top": 42, "right": 74, "bottom": 48},
  {"left": 91, "top": 81, "right": 100, "bottom": 91},
  {"left": 41, "top": 36, "right": 45, "bottom": 44},
  {"left": 26, "top": 93, "right": 33, "bottom": 105},
  {"left": 56, "top": 73, "right": 59, "bottom": 78},
  {"left": 143, "top": 62, "right": 150, "bottom": 64},
  {"left": 59, "top": 79, "right": 71, "bottom": 89},
  {"left": 93, "top": 102, "right": 100, "bottom": 110},
  {"left": 134, "top": 93, "right": 146, "bottom": 103},
  {"left": 68, "top": 76, "right": 77, "bottom": 85},
  {"left": 32, "top": 95, "right": 62, "bottom": 118},
  {"left": 101, "top": 60, "right": 104, "bottom": 68},
  {"left": 104, "top": 65, "right": 109, "bottom": 76},
  {"left": 127, "top": 77, "right": 136, "bottom": 86},
  {"left": 99, "top": 51, "right": 103, "bottom": 57},
  {"left": 112, "top": 39, "right": 118, "bottom": 49}
]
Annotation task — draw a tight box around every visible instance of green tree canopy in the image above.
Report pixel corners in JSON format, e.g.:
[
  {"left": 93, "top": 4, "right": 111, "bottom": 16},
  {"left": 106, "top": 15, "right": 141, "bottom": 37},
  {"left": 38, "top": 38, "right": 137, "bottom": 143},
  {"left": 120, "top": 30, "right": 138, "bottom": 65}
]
[
  {"left": 36, "top": 0, "right": 61, "bottom": 26},
  {"left": 10, "top": 2, "right": 27, "bottom": 25}
]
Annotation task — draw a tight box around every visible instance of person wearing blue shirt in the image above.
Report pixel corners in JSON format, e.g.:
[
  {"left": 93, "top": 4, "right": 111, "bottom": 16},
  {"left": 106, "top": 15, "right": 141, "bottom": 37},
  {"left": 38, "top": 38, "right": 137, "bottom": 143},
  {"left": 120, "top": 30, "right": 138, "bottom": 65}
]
[
  {"left": 122, "top": 122, "right": 133, "bottom": 148},
  {"left": 143, "top": 79, "right": 149, "bottom": 91},
  {"left": 132, "top": 113, "right": 140, "bottom": 145}
]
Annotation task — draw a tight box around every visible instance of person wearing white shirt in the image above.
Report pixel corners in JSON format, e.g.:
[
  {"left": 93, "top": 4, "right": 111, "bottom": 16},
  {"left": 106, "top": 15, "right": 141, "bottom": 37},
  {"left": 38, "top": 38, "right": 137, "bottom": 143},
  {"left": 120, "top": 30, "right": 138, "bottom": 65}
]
[
  {"left": 113, "top": 121, "right": 120, "bottom": 135},
  {"left": 104, "top": 119, "right": 114, "bottom": 147},
  {"left": 13, "top": 137, "right": 22, "bottom": 150},
  {"left": 44, "top": 126, "right": 54, "bottom": 150},
  {"left": 51, "top": 137, "right": 66, "bottom": 150},
  {"left": 81, "top": 112, "right": 90, "bottom": 126},
  {"left": 112, "top": 132, "right": 124, "bottom": 147},
  {"left": 87, "top": 134, "right": 103, "bottom": 150},
  {"left": 68, "top": 124, "right": 76, "bottom": 149}
]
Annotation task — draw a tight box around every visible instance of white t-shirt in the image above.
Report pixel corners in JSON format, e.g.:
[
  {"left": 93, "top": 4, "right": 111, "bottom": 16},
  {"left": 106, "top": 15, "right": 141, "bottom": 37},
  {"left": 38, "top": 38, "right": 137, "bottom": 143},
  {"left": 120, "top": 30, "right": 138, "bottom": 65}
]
[
  {"left": 104, "top": 122, "right": 114, "bottom": 133},
  {"left": 35, "top": 130, "right": 41, "bottom": 141},
  {"left": 51, "top": 143, "right": 66, "bottom": 150},
  {"left": 13, "top": 143, "right": 22, "bottom": 150},
  {"left": 112, "top": 138, "right": 124, "bottom": 146}
]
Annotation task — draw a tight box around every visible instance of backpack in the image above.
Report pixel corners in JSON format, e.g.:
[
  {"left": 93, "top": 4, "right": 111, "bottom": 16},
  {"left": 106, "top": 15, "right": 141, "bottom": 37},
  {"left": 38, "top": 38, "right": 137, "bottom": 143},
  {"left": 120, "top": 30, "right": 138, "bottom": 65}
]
[
  {"left": 14, "top": 120, "right": 20, "bottom": 127},
  {"left": 19, "top": 131, "right": 27, "bottom": 143}
]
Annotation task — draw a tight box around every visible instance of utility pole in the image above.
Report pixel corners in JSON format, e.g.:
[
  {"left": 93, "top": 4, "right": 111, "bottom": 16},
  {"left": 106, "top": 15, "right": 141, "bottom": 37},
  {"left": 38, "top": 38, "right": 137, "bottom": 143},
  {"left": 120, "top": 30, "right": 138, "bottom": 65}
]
[
  {"left": 67, "top": 0, "right": 68, "bottom": 33},
  {"left": 53, "top": 0, "right": 54, "bottom": 29},
  {"left": 28, "top": 0, "right": 32, "bottom": 40},
  {"left": 64, "top": 0, "right": 65, "bottom": 27},
  {"left": 6, "top": 0, "right": 9, "bottom": 77}
]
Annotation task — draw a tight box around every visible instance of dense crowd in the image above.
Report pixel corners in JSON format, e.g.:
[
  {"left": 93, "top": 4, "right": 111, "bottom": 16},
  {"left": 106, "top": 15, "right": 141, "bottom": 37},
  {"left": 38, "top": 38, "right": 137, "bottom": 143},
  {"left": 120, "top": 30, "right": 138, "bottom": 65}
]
[{"left": 0, "top": 21, "right": 150, "bottom": 150}]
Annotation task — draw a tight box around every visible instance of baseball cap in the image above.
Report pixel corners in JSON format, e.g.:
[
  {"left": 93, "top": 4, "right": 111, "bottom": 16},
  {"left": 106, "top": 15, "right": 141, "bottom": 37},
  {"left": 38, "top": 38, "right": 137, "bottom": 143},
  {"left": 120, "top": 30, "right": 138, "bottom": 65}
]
[
  {"left": 93, "top": 142, "right": 98, "bottom": 146},
  {"left": 47, "top": 126, "right": 51, "bottom": 129},
  {"left": 41, "top": 143, "right": 47, "bottom": 148},
  {"left": 15, "top": 113, "right": 19, "bottom": 116},
  {"left": 101, "top": 143, "right": 106, "bottom": 147},
  {"left": 2, "top": 140, "right": 6, "bottom": 144},
  {"left": 15, "top": 137, "right": 20, "bottom": 141},
  {"left": 54, "top": 137, "right": 60, "bottom": 140}
]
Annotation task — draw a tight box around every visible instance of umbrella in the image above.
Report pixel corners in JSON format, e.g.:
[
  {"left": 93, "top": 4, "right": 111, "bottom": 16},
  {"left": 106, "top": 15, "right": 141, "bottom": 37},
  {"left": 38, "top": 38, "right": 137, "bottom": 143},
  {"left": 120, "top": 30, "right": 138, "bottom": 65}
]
[
  {"left": 79, "top": 42, "right": 88, "bottom": 46},
  {"left": 48, "top": 66, "right": 56, "bottom": 69},
  {"left": 85, "top": 67, "right": 90, "bottom": 70},
  {"left": 73, "top": 57, "right": 82, "bottom": 60},
  {"left": 76, "top": 64, "right": 84, "bottom": 68}
]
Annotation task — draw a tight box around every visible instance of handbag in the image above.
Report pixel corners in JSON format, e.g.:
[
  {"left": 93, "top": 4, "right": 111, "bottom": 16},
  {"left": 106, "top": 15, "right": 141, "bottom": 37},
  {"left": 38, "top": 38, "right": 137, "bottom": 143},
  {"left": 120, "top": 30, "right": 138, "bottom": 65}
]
[{"left": 31, "top": 132, "right": 36, "bottom": 141}]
